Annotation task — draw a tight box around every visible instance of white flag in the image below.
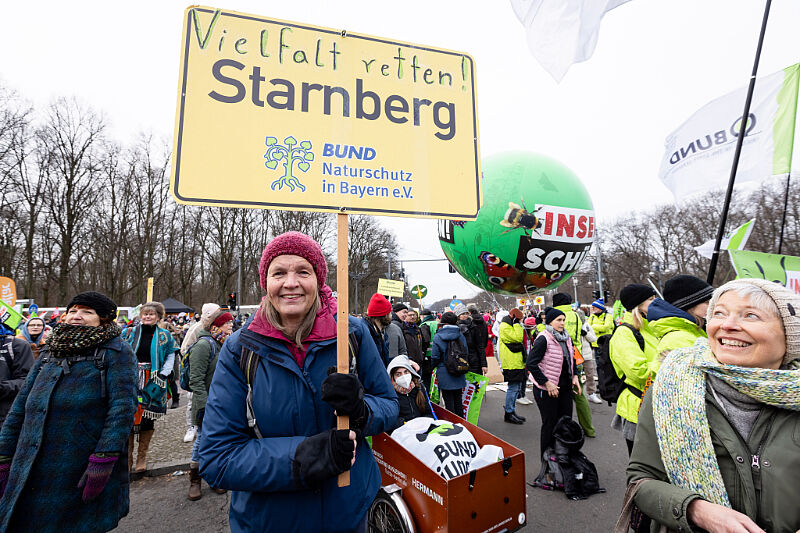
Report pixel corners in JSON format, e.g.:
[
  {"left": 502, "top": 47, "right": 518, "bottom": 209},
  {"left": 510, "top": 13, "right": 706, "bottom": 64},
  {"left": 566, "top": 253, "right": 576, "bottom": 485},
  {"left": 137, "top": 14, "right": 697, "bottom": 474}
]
[
  {"left": 659, "top": 64, "right": 800, "bottom": 201},
  {"left": 694, "top": 219, "right": 755, "bottom": 260},
  {"left": 510, "top": 0, "right": 632, "bottom": 82}
]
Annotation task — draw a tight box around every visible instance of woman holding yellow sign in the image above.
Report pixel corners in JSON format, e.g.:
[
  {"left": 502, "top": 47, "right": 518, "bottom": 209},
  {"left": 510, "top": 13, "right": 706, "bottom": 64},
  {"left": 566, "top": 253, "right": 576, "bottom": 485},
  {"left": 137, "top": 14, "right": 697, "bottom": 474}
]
[{"left": 198, "top": 232, "right": 398, "bottom": 532}]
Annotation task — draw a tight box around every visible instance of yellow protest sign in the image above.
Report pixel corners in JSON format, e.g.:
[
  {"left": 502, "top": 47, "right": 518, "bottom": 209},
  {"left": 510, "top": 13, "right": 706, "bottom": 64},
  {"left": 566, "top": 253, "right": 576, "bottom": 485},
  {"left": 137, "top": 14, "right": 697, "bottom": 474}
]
[
  {"left": 377, "top": 278, "right": 405, "bottom": 298},
  {"left": 171, "top": 6, "right": 481, "bottom": 219}
]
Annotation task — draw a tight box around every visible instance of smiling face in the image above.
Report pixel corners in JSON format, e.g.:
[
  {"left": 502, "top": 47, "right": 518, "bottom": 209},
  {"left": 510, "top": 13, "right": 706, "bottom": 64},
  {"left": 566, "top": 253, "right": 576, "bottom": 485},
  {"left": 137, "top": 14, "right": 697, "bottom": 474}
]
[
  {"left": 266, "top": 255, "right": 318, "bottom": 324},
  {"left": 707, "top": 291, "right": 785, "bottom": 369},
  {"left": 140, "top": 309, "right": 159, "bottom": 326}
]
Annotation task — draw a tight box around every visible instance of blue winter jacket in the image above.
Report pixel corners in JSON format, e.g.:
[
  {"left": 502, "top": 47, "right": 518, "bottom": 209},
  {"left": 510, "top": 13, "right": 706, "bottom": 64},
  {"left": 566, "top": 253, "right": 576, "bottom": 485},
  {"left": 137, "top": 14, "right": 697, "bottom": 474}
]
[
  {"left": 199, "top": 316, "right": 398, "bottom": 533},
  {"left": 431, "top": 324, "right": 468, "bottom": 390}
]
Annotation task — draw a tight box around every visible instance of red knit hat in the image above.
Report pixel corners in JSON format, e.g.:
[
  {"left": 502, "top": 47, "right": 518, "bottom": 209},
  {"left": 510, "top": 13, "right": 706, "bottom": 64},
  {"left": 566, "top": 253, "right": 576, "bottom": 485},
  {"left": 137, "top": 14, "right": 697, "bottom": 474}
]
[
  {"left": 367, "top": 293, "right": 392, "bottom": 317},
  {"left": 212, "top": 312, "right": 234, "bottom": 327},
  {"left": 259, "top": 232, "right": 328, "bottom": 291}
]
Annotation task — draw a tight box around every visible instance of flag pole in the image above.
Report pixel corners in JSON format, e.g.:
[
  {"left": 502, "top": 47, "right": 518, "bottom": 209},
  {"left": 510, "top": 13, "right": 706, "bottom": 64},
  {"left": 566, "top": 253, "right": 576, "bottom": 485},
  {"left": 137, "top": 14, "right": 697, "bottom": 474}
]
[
  {"left": 777, "top": 171, "right": 793, "bottom": 255},
  {"left": 707, "top": 0, "right": 772, "bottom": 284}
]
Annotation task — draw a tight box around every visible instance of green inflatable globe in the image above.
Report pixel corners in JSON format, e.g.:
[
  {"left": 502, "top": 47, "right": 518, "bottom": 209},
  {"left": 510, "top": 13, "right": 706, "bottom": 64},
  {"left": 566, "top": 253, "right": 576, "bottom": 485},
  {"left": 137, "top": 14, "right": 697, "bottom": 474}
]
[{"left": 439, "top": 152, "right": 595, "bottom": 296}]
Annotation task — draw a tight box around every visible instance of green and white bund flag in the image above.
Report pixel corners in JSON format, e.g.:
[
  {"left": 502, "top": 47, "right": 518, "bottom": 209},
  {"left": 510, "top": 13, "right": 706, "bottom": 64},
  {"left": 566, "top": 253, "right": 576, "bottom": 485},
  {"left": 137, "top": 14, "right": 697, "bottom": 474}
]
[
  {"left": 659, "top": 63, "right": 800, "bottom": 201},
  {"left": 694, "top": 218, "right": 755, "bottom": 259}
]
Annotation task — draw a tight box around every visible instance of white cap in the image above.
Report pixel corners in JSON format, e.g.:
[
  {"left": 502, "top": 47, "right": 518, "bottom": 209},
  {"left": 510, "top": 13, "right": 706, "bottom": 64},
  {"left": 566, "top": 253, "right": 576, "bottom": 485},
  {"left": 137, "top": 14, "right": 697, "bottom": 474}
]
[{"left": 387, "top": 355, "right": 420, "bottom": 379}]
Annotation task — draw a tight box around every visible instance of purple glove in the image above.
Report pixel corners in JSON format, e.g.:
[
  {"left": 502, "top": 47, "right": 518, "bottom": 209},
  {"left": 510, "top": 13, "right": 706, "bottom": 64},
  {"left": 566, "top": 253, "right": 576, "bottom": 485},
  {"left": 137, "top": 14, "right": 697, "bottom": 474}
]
[
  {"left": 77, "top": 454, "right": 117, "bottom": 502},
  {"left": 0, "top": 463, "right": 9, "bottom": 498}
]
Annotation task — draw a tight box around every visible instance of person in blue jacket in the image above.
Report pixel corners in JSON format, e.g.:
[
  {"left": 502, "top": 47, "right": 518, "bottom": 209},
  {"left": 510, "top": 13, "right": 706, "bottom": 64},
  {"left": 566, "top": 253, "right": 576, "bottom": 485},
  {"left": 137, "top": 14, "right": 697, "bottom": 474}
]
[
  {"left": 199, "top": 232, "right": 398, "bottom": 533},
  {"left": 430, "top": 311, "right": 468, "bottom": 418}
]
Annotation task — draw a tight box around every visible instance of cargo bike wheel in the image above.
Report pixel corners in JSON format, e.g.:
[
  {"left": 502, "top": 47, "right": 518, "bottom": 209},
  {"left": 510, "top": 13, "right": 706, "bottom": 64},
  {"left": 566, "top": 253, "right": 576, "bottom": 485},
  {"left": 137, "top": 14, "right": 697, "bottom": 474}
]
[{"left": 367, "top": 485, "right": 416, "bottom": 533}]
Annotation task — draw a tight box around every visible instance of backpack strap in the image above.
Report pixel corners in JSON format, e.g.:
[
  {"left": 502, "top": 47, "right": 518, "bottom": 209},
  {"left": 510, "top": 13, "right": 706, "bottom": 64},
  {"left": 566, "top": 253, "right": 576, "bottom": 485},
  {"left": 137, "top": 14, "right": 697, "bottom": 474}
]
[
  {"left": 93, "top": 348, "right": 108, "bottom": 398},
  {"left": 237, "top": 330, "right": 361, "bottom": 439},
  {"left": 202, "top": 336, "right": 220, "bottom": 360},
  {"left": 238, "top": 347, "right": 263, "bottom": 439},
  {"left": 38, "top": 346, "right": 108, "bottom": 397},
  {"left": 347, "top": 331, "right": 359, "bottom": 375},
  {"left": 617, "top": 323, "right": 645, "bottom": 351}
]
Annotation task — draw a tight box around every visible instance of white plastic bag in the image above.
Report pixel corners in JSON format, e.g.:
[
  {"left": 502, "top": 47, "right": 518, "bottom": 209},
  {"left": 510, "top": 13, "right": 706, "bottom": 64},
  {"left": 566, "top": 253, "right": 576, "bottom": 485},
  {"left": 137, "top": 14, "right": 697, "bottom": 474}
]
[
  {"left": 468, "top": 444, "right": 504, "bottom": 471},
  {"left": 391, "top": 417, "right": 479, "bottom": 479}
]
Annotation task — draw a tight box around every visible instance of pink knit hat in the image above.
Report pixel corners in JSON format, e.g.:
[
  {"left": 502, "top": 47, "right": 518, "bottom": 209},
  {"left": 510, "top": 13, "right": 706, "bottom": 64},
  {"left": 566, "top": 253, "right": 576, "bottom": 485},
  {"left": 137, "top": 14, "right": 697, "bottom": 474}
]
[{"left": 259, "top": 232, "right": 328, "bottom": 290}]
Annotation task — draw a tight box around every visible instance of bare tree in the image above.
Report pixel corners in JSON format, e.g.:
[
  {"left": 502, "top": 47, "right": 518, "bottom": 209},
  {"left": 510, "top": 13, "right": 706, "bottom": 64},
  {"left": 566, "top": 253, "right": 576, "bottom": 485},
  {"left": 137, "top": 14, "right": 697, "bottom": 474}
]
[{"left": 39, "top": 98, "right": 106, "bottom": 301}]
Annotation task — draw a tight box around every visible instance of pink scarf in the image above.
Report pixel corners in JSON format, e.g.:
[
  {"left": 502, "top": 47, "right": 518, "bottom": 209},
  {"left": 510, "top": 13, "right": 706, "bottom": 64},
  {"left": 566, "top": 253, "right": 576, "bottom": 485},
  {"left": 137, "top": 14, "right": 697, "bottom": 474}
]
[{"left": 248, "top": 284, "right": 338, "bottom": 368}]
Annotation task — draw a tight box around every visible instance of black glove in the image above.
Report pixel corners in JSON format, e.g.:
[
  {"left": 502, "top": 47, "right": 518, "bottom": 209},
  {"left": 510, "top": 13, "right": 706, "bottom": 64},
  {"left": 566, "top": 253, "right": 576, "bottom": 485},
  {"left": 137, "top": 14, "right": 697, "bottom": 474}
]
[
  {"left": 157, "top": 372, "right": 170, "bottom": 381},
  {"left": 195, "top": 408, "right": 205, "bottom": 428},
  {"left": 292, "top": 429, "right": 354, "bottom": 488},
  {"left": 321, "top": 372, "right": 368, "bottom": 428}
]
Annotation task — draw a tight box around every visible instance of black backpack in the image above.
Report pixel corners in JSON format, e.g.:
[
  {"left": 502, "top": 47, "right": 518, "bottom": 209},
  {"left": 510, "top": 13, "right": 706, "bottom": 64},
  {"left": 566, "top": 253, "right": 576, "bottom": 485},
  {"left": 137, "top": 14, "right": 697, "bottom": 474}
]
[
  {"left": 529, "top": 416, "right": 605, "bottom": 500},
  {"left": 594, "top": 323, "right": 644, "bottom": 404},
  {"left": 444, "top": 337, "right": 469, "bottom": 376}
]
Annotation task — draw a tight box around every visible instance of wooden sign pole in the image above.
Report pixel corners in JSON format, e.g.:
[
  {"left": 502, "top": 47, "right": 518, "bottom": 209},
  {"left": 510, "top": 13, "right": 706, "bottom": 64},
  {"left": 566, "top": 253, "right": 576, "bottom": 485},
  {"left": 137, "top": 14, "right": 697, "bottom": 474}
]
[{"left": 336, "top": 213, "right": 351, "bottom": 487}]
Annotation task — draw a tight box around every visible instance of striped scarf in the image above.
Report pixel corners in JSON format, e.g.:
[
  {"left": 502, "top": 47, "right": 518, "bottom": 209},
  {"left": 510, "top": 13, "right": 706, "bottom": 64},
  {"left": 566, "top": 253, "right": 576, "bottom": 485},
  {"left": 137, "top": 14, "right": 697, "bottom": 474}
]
[
  {"left": 208, "top": 325, "right": 229, "bottom": 345},
  {"left": 653, "top": 338, "right": 800, "bottom": 506}
]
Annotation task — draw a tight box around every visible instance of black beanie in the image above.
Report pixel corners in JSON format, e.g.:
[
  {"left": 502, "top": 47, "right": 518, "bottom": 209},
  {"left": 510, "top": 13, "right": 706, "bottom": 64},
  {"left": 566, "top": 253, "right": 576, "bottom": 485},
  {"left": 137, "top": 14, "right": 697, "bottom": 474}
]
[
  {"left": 392, "top": 303, "right": 408, "bottom": 313},
  {"left": 619, "top": 284, "right": 656, "bottom": 312},
  {"left": 663, "top": 275, "right": 714, "bottom": 311},
  {"left": 552, "top": 292, "right": 572, "bottom": 307},
  {"left": 440, "top": 311, "right": 457, "bottom": 325},
  {"left": 544, "top": 307, "right": 566, "bottom": 324},
  {"left": 66, "top": 291, "right": 117, "bottom": 319}
]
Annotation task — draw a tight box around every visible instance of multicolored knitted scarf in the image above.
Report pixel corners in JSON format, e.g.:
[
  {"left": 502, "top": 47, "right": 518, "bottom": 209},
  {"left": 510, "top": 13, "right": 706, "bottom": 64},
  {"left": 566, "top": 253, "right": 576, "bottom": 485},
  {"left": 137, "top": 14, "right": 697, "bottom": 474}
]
[
  {"left": 653, "top": 338, "right": 800, "bottom": 506},
  {"left": 209, "top": 325, "right": 229, "bottom": 345},
  {"left": 46, "top": 323, "right": 121, "bottom": 357}
]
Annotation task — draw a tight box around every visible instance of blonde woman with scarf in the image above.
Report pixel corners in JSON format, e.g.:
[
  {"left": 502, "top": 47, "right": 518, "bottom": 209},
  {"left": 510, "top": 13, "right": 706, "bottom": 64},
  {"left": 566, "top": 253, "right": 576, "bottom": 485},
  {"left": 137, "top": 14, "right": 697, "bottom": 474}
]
[{"left": 622, "top": 279, "right": 800, "bottom": 533}]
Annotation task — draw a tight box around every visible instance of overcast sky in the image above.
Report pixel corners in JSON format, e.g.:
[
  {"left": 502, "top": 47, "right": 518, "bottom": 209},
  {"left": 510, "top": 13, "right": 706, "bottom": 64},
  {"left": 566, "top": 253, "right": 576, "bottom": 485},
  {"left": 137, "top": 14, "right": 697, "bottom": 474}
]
[{"left": 3, "top": 1, "right": 799, "bottom": 305}]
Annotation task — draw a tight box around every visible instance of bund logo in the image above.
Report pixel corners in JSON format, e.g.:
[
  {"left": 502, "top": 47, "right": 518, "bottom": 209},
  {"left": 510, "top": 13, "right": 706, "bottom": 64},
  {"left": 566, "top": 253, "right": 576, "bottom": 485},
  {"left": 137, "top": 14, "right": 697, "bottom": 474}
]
[{"left": 264, "top": 136, "right": 314, "bottom": 192}]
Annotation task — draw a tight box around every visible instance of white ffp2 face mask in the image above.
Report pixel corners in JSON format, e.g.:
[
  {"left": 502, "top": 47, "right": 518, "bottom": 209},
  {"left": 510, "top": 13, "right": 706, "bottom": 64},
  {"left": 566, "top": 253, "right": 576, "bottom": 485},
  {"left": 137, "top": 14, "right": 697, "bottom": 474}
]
[{"left": 396, "top": 374, "right": 413, "bottom": 389}]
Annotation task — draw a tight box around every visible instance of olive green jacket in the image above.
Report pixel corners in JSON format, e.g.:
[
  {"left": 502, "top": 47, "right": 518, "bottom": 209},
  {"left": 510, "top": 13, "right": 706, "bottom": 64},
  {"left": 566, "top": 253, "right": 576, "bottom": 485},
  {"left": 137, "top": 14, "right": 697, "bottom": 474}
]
[
  {"left": 628, "top": 387, "right": 800, "bottom": 532},
  {"left": 188, "top": 329, "right": 222, "bottom": 425}
]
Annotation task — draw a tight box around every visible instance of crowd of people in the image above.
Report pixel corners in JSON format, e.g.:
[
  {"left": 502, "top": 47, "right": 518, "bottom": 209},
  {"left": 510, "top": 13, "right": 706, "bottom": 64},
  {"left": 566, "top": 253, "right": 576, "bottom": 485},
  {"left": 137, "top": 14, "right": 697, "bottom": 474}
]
[{"left": 0, "top": 230, "right": 797, "bottom": 532}]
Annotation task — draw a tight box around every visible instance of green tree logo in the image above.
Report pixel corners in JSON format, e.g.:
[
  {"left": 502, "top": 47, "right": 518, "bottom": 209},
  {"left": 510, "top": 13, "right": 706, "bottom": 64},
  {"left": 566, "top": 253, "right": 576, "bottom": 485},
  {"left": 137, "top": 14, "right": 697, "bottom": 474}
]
[{"left": 264, "top": 136, "right": 314, "bottom": 192}]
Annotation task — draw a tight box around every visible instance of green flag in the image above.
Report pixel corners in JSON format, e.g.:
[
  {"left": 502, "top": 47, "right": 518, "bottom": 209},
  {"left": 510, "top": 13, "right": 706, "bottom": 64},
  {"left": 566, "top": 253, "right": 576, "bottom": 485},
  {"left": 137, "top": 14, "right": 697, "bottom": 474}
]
[
  {"left": 694, "top": 219, "right": 755, "bottom": 259},
  {"left": 729, "top": 249, "right": 800, "bottom": 295},
  {"left": 462, "top": 371, "right": 489, "bottom": 425},
  {"left": 0, "top": 300, "right": 23, "bottom": 330},
  {"left": 428, "top": 370, "right": 489, "bottom": 425}
]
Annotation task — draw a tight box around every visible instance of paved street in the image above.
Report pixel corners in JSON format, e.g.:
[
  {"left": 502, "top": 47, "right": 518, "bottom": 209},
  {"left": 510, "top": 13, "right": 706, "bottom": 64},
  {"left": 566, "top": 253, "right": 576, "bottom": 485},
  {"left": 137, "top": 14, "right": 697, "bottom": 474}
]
[{"left": 114, "top": 384, "right": 630, "bottom": 532}]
